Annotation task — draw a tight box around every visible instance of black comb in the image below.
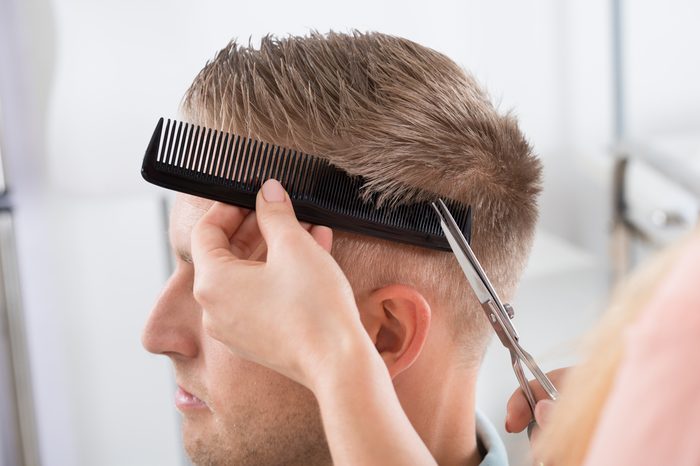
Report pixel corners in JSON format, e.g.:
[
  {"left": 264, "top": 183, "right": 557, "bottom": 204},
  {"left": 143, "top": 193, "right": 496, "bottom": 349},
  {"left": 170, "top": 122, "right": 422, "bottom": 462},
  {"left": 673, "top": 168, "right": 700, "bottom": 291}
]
[{"left": 141, "top": 118, "right": 472, "bottom": 251}]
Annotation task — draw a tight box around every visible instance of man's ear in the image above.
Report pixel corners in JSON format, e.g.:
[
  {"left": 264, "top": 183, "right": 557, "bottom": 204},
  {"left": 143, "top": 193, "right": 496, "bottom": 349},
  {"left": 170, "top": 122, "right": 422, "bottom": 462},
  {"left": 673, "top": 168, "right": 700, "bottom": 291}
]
[{"left": 358, "top": 284, "right": 431, "bottom": 378}]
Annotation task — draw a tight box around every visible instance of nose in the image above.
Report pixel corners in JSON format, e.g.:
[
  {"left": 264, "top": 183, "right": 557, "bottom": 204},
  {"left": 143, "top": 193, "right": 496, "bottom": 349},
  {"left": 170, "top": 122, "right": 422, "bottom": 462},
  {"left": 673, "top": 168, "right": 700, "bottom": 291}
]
[{"left": 142, "top": 266, "right": 200, "bottom": 359}]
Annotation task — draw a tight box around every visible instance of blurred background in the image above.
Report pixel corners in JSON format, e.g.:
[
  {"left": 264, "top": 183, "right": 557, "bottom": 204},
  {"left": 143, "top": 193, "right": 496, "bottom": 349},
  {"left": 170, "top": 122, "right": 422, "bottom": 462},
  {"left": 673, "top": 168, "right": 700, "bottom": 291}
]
[{"left": 0, "top": 0, "right": 698, "bottom": 465}]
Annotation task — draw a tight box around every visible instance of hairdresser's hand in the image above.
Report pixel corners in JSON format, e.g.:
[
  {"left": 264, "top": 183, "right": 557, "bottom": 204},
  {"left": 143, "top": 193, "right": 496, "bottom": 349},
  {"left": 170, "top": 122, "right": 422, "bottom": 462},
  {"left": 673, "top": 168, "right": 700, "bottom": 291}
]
[
  {"left": 505, "top": 367, "right": 569, "bottom": 435},
  {"left": 191, "top": 179, "right": 375, "bottom": 391}
]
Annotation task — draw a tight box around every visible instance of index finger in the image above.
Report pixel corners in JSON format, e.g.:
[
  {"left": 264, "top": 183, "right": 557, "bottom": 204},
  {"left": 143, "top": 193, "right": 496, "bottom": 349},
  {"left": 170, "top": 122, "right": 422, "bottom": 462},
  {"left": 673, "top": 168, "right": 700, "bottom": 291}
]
[{"left": 191, "top": 202, "right": 250, "bottom": 266}]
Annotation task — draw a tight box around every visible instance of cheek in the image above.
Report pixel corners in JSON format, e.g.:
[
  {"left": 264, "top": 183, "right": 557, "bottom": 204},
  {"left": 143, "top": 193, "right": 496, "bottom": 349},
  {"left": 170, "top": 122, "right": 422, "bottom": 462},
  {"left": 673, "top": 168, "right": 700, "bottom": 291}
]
[
  {"left": 202, "top": 337, "right": 291, "bottom": 404},
  {"left": 202, "top": 337, "right": 256, "bottom": 398},
  {"left": 201, "top": 337, "right": 317, "bottom": 419}
]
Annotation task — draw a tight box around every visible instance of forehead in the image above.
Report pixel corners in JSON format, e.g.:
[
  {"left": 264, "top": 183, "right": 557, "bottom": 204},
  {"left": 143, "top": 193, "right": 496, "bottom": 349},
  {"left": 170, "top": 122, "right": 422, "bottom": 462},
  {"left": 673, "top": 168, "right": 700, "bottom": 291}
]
[{"left": 170, "top": 194, "right": 213, "bottom": 249}]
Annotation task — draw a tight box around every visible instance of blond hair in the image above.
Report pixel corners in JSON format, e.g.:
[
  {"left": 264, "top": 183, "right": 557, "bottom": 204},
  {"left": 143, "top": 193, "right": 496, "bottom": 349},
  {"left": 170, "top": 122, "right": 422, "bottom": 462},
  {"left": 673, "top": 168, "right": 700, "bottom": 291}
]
[
  {"left": 182, "top": 31, "right": 542, "bottom": 361},
  {"left": 534, "top": 234, "right": 693, "bottom": 464}
]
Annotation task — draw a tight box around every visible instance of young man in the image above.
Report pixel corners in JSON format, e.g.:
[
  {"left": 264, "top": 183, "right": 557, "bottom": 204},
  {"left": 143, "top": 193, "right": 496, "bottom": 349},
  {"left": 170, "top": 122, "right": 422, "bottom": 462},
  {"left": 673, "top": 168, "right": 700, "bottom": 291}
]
[{"left": 142, "top": 31, "right": 542, "bottom": 465}]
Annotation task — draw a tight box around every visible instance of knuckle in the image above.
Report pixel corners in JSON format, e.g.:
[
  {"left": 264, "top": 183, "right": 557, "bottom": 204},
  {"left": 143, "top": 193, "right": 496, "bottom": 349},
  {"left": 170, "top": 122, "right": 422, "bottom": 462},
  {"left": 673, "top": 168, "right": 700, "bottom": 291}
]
[{"left": 192, "top": 276, "right": 214, "bottom": 305}]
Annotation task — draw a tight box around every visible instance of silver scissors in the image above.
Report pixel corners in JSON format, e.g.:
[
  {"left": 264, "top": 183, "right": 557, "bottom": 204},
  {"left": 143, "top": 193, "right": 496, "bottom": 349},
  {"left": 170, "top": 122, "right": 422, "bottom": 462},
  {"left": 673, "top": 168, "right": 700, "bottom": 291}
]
[{"left": 431, "top": 199, "right": 558, "bottom": 435}]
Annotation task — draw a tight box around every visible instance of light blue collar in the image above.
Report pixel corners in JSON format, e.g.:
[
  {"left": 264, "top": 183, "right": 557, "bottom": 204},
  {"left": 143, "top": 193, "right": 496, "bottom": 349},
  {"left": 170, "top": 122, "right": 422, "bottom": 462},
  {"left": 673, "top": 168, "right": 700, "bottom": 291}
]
[{"left": 476, "top": 410, "right": 509, "bottom": 466}]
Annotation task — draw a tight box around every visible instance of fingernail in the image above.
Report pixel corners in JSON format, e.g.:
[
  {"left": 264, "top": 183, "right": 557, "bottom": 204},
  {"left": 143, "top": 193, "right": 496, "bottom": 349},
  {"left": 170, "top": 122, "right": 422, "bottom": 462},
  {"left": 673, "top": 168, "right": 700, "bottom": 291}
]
[{"left": 262, "top": 179, "right": 285, "bottom": 203}]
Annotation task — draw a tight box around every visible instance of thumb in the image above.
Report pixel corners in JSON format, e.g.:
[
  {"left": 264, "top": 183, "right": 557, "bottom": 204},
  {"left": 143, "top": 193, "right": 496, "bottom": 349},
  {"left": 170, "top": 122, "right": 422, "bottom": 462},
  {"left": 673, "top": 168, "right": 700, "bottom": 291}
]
[
  {"left": 255, "top": 179, "right": 305, "bottom": 252},
  {"left": 534, "top": 399, "right": 555, "bottom": 427}
]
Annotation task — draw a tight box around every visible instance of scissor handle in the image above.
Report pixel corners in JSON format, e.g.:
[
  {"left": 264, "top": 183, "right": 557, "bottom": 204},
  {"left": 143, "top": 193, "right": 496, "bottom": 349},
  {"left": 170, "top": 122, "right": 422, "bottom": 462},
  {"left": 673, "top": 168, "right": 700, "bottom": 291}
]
[
  {"left": 510, "top": 348, "right": 559, "bottom": 439},
  {"left": 484, "top": 300, "right": 559, "bottom": 403},
  {"left": 513, "top": 344, "right": 559, "bottom": 402},
  {"left": 511, "top": 350, "right": 538, "bottom": 412},
  {"left": 511, "top": 350, "right": 546, "bottom": 440}
]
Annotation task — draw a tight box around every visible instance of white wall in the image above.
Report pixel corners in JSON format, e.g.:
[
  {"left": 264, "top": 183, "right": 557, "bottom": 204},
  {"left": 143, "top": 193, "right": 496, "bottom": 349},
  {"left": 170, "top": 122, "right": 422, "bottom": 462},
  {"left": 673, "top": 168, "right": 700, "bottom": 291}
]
[
  {"left": 625, "top": 0, "right": 700, "bottom": 138},
  {"left": 2, "top": 0, "right": 699, "bottom": 465},
  {"left": 45, "top": 0, "right": 572, "bottom": 197}
]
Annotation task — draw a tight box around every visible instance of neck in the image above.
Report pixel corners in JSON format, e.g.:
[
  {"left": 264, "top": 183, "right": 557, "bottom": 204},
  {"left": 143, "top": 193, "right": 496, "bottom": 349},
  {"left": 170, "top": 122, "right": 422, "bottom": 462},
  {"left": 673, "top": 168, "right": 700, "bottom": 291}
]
[{"left": 395, "top": 360, "right": 481, "bottom": 466}]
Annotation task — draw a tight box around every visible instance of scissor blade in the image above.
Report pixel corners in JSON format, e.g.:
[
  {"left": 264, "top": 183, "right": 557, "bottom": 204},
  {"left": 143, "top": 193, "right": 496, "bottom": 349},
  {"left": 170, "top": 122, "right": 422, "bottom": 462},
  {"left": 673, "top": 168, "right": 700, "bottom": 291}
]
[
  {"left": 432, "top": 200, "right": 520, "bottom": 339},
  {"left": 442, "top": 223, "right": 493, "bottom": 304}
]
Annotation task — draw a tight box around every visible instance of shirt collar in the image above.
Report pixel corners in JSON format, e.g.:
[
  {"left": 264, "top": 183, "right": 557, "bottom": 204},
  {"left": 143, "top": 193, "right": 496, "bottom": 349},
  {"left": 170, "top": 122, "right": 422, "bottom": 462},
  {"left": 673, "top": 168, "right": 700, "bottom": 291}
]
[{"left": 475, "top": 410, "right": 509, "bottom": 466}]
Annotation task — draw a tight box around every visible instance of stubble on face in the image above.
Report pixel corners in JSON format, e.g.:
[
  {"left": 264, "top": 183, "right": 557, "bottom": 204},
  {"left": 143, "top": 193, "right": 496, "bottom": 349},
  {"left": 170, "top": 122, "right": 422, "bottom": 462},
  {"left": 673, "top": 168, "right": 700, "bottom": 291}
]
[{"left": 180, "top": 371, "right": 332, "bottom": 466}]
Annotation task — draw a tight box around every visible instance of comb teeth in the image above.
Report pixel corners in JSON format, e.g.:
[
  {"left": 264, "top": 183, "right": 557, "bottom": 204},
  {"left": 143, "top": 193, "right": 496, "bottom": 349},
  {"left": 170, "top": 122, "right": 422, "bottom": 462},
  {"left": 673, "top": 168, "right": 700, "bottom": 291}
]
[{"left": 142, "top": 118, "right": 472, "bottom": 251}]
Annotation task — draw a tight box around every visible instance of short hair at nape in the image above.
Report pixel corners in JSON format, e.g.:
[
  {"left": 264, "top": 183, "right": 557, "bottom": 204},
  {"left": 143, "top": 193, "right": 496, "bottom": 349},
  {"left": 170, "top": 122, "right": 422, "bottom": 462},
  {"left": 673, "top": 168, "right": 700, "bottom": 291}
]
[{"left": 182, "top": 31, "right": 542, "bottom": 363}]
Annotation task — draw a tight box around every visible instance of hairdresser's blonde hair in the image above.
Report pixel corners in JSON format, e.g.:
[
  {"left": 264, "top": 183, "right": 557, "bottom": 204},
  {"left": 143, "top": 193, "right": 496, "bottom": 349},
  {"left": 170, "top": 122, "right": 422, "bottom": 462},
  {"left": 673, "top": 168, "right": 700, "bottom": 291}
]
[
  {"left": 534, "top": 233, "right": 694, "bottom": 464},
  {"left": 181, "top": 31, "right": 542, "bottom": 360}
]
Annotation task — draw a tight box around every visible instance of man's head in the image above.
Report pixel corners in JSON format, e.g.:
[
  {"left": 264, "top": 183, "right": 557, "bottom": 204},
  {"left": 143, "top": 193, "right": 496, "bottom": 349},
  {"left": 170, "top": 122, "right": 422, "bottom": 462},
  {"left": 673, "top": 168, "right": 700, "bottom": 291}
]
[{"left": 143, "top": 31, "right": 541, "bottom": 465}]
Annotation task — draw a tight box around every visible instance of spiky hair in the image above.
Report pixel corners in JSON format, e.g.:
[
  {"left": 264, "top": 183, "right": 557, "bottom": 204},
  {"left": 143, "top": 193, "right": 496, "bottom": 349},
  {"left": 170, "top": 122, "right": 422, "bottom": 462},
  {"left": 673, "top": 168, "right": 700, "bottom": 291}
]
[{"left": 182, "top": 31, "right": 542, "bottom": 360}]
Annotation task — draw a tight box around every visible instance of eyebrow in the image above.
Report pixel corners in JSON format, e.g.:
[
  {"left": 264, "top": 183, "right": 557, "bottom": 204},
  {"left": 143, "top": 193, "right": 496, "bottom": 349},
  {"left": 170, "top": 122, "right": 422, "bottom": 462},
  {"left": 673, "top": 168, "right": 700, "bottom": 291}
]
[{"left": 175, "top": 248, "right": 193, "bottom": 264}]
